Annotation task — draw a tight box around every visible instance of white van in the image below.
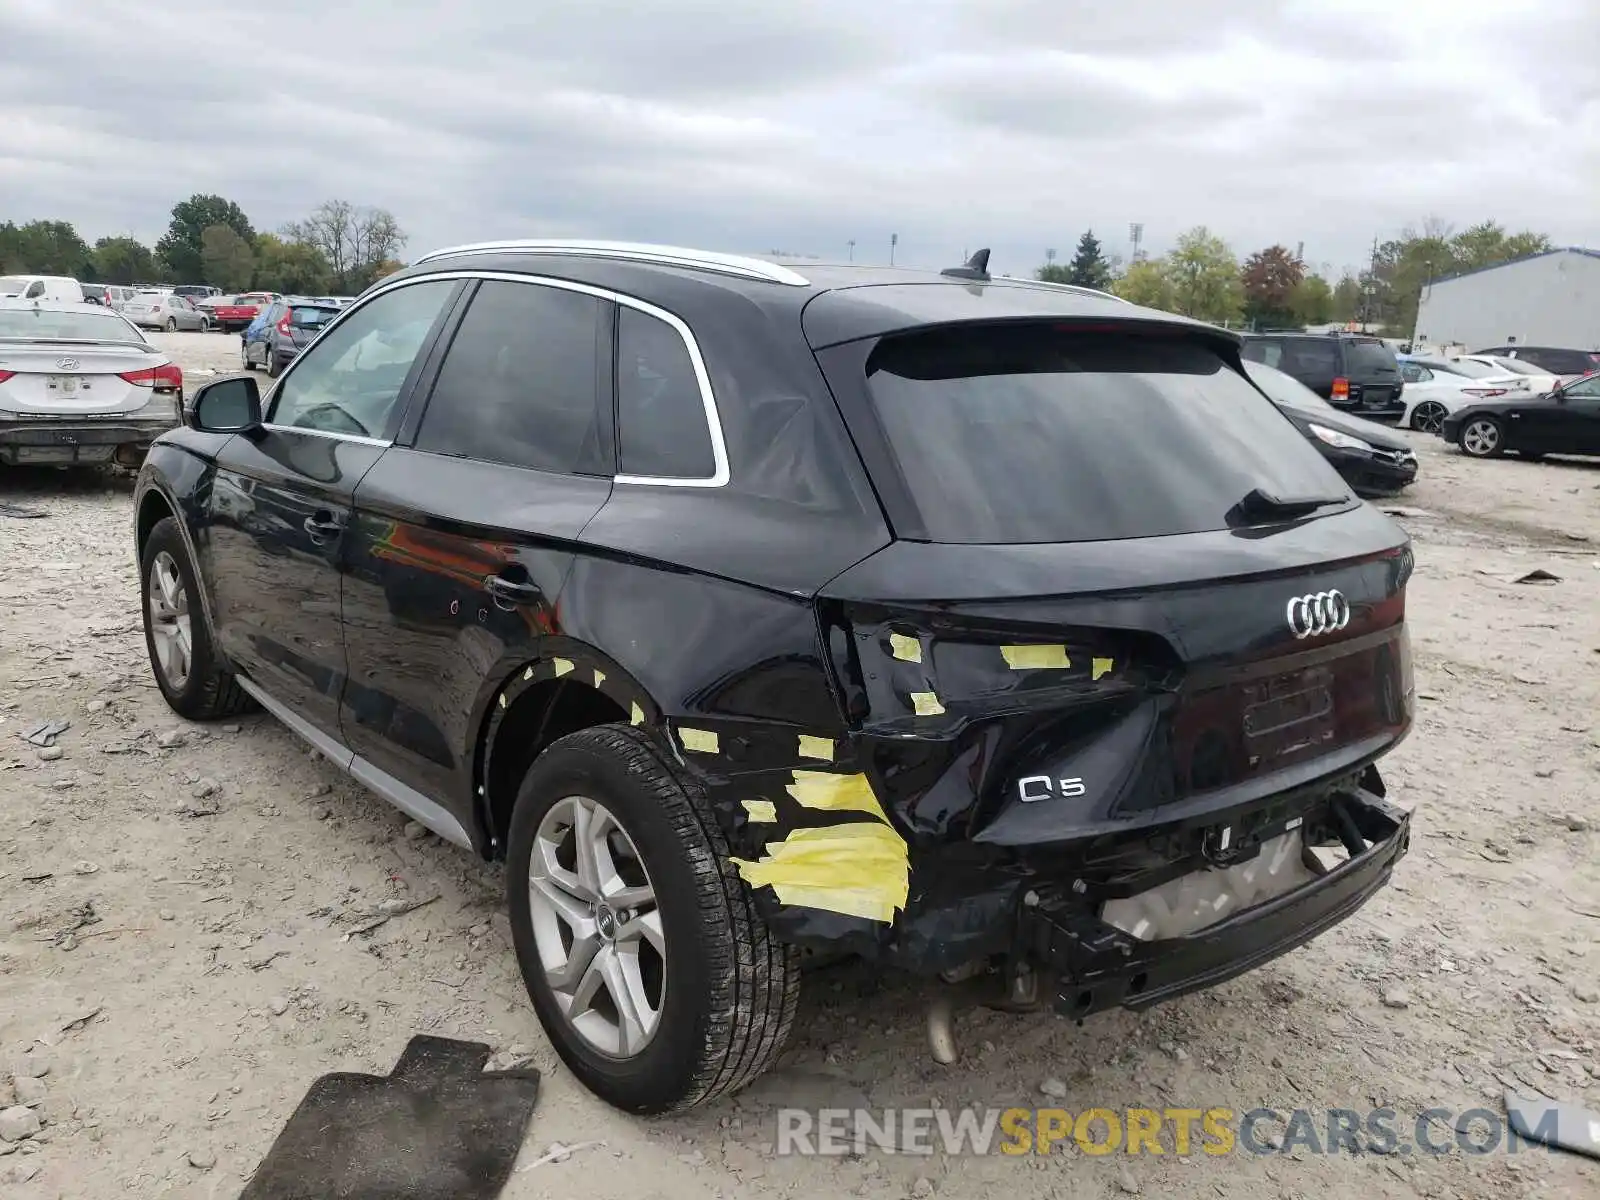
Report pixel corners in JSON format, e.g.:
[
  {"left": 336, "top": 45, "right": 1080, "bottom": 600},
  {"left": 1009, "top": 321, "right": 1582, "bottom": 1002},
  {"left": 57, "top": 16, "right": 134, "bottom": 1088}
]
[{"left": 0, "top": 275, "right": 88, "bottom": 304}]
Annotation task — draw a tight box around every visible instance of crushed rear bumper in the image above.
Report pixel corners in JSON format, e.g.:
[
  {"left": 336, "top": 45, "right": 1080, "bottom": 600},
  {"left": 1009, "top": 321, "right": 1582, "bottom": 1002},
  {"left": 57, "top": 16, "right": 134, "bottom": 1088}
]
[
  {"left": 0, "top": 420, "right": 176, "bottom": 465},
  {"left": 1020, "top": 787, "right": 1409, "bottom": 1017}
]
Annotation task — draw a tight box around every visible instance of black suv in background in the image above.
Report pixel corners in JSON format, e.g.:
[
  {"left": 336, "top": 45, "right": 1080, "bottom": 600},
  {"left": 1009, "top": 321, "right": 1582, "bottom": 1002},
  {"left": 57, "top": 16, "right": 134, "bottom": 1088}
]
[
  {"left": 133, "top": 241, "right": 1415, "bottom": 1113},
  {"left": 1471, "top": 344, "right": 1600, "bottom": 381},
  {"left": 1241, "top": 332, "right": 1406, "bottom": 420}
]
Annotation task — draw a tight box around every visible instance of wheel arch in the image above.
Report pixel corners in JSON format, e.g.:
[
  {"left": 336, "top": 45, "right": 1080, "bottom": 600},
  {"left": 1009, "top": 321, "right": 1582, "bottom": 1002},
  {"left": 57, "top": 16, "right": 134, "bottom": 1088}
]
[{"left": 474, "top": 638, "right": 663, "bottom": 858}]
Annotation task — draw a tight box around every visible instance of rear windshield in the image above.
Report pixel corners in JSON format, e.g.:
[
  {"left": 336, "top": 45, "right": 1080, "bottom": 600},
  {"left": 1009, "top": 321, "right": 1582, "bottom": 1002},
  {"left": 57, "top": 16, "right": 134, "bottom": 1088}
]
[
  {"left": 289, "top": 305, "right": 339, "bottom": 326},
  {"left": 1492, "top": 357, "right": 1544, "bottom": 376},
  {"left": 0, "top": 308, "right": 145, "bottom": 341},
  {"left": 1343, "top": 338, "right": 1398, "bottom": 373},
  {"left": 1440, "top": 358, "right": 1497, "bottom": 378},
  {"left": 862, "top": 325, "right": 1350, "bottom": 544}
]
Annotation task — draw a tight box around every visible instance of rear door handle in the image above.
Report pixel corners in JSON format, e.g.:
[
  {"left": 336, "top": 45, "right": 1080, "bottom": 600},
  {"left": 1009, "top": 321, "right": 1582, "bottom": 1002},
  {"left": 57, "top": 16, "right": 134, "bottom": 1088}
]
[
  {"left": 303, "top": 513, "right": 343, "bottom": 540},
  {"left": 485, "top": 574, "right": 541, "bottom": 609}
]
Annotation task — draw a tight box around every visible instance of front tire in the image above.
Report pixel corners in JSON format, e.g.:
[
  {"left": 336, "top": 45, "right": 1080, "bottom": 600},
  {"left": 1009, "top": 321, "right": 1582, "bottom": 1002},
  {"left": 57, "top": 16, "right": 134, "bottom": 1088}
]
[
  {"left": 1459, "top": 416, "right": 1505, "bottom": 458},
  {"left": 164, "top": 317, "right": 177, "bottom": 332},
  {"left": 506, "top": 724, "right": 800, "bottom": 1113},
  {"left": 139, "top": 517, "right": 254, "bottom": 720}
]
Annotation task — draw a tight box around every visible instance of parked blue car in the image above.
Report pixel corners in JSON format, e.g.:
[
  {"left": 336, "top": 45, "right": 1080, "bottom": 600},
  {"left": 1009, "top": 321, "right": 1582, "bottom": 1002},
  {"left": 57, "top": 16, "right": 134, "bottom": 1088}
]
[{"left": 241, "top": 297, "right": 342, "bottom": 378}]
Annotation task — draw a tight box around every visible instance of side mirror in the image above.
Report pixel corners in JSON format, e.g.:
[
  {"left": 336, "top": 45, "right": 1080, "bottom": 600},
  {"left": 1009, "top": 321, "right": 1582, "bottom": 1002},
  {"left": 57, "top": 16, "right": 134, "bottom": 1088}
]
[{"left": 187, "top": 376, "right": 262, "bottom": 433}]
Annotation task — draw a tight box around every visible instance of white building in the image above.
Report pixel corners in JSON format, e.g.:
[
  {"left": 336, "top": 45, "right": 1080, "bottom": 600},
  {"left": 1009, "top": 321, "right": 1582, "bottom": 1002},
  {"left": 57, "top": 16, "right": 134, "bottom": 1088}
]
[{"left": 1414, "top": 247, "right": 1600, "bottom": 351}]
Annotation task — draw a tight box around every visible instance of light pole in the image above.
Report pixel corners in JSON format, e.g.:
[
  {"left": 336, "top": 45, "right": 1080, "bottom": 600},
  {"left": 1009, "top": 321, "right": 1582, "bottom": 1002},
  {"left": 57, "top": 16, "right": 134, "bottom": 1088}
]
[
  {"left": 847, "top": 239, "right": 855, "bottom": 262},
  {"left": 890, "top": 233, "right": 898, "bottom": 266}
]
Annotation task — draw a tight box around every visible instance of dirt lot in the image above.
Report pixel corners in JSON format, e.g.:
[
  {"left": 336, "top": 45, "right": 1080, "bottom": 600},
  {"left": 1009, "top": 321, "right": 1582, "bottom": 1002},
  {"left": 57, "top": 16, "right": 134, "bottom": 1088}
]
[{"left": 2, "top": 331, "right": 1597, "bottom": 1199}]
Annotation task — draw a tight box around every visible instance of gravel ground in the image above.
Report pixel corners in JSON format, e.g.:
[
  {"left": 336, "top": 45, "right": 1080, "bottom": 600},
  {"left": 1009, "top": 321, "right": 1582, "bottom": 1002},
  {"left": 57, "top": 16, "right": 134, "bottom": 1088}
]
[{"left": 1, "top": 331, "right": 1597, "bottom": 1199}]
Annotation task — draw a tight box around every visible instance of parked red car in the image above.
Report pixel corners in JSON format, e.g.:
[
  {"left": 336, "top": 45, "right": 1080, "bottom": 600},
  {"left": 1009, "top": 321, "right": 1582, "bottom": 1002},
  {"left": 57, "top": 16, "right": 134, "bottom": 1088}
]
[{"left": 210, "top": 292, "right": 279, "bottom": 333}]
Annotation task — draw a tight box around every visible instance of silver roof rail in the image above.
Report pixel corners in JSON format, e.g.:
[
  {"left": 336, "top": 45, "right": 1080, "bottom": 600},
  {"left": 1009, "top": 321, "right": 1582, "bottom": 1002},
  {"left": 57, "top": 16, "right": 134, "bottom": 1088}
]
[
  {"left": 412, "top": 239, "right": 811, "bottom": 287},
  {"left": 1009, "top": 277, "right": 1133, "bottom": 304}
]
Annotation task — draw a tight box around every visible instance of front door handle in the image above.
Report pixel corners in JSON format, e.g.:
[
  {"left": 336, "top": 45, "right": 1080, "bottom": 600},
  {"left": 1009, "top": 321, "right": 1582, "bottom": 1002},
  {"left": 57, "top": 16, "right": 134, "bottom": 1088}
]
[{"left": 485, "top": 573, "right": 541, "bottom": 610}]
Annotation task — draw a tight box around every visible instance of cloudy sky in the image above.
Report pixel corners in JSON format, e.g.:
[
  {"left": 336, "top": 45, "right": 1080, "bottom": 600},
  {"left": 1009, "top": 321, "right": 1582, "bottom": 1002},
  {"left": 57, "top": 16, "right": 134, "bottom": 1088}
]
[{"left": 2, "top": 0, "right": 1596, "bottom": 277}]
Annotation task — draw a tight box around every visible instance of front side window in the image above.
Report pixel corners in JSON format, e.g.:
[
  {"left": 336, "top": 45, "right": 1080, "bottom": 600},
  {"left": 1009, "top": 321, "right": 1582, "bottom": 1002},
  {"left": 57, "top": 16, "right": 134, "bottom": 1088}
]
[
  {"left": 268, "top": 279, "right": 454, "bottom": 439},
  {"left": 860, "top": 324, "right": 1350, "bottom": 545},
  {"left": 1563, "top": 374, "right": 1600, "bottom": 400},
  {"left": 616, "top": 306, "right": 717, "bottom": 480},
  {"left": 415, "top": 281, "right": 606, "bottom": 475}
]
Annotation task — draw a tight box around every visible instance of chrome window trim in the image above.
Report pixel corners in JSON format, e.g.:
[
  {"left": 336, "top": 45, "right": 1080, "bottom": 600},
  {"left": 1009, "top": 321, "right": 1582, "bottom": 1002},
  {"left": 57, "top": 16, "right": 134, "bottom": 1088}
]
[
  {"left": 413, "top": 238, "right": 810, "bottom": 288},
  {"left": 358, "top": 268, "right": 730, "bottom": 488}
]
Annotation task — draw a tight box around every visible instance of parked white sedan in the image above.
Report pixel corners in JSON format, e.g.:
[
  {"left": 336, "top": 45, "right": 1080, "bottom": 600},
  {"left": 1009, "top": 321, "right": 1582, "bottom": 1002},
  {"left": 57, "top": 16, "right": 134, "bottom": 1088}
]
[
  {"left": 1397, "top": 359, "right": 1514, "bottom": 434},
  {"left": 1450, "top": 354, "right": 1562, "bottom": 396},
  {"left": 122, "top": 291, "right": 211, "bottom": 332}
]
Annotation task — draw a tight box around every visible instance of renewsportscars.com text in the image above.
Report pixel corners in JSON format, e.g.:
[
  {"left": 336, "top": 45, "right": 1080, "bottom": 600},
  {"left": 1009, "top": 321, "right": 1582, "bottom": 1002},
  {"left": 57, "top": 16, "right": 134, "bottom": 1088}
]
[{"left": 776, "top": 1105, "right": 1556, "bottom": 1157}]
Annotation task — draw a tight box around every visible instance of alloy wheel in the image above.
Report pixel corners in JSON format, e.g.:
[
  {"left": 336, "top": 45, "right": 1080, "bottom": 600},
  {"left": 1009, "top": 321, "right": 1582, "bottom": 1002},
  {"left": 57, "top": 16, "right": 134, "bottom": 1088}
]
[
  {"left": 1411, "top": 401, "right": 1447, "bottom": 434},
  {"left": 146, "top": 551, "right": 192, "bottom": 690},
  {"left": 1462, "top": 419, "right": 1500, "bottom": 456},
  {"left": 526, "top": 795, "right": 665, "bottom": 1058}
]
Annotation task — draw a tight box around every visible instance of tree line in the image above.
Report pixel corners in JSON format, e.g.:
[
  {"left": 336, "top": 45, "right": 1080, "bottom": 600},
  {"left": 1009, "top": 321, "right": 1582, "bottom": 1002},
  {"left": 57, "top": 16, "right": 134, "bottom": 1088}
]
[
  {"left": 0, "top": 194, "right": 408, "bottom": 296},
  {"left": 1035, "top": 221, "right": 1554, "bottom": 333}
]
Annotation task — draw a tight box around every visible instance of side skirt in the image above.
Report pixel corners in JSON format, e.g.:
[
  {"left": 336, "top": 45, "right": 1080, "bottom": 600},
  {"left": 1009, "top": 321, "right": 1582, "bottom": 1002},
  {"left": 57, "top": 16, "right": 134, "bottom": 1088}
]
[{"left": 236, "top": 677, "right": 474, "bottom": 850}]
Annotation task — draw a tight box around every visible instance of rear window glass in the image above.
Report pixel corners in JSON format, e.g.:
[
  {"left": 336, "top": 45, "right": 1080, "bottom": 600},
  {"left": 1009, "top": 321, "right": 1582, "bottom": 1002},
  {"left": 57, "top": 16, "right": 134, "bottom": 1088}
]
[
  {"left": 1343, "top": 339, "right": 1398, "bottom": 372},
  {"left": 0, "top": 308, "right": 145, "bottom": 341},
  {"left": 862, "top": 325, "right": 1349, "bottom": 545},
  {"left": 289, "top": 305, "right": 338, "bottom": 326},
  {"left": 0, "top": 277, "right": 27, "bottom": 293}
]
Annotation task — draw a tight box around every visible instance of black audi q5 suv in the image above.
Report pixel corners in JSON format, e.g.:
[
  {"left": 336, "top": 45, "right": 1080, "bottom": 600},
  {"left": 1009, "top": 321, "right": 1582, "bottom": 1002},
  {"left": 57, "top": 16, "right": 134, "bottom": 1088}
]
[{"left": 133, "top": 240, "right": 1414, "bottom": 1113}]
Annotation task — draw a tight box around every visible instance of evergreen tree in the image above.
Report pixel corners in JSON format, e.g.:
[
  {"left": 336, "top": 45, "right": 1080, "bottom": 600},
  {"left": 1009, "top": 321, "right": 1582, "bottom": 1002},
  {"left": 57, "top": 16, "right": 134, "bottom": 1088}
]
[{"left": 1066, "top": 229, "right": 1112, "bottom": 290}]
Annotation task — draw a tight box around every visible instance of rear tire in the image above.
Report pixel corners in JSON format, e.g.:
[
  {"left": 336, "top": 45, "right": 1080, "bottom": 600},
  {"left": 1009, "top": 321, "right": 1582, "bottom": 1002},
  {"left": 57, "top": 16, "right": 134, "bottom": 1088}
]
[
  {"left": 1409, "top": 401, "right": 1448, "bottom": 434},
  {"left": 164, "top": 317, "right": 177, "bottom": 332},
  {"left": 1459, "top": 416, "right": 1505, "bottom": 458},
  {"left": 505, "top": 724, "right": 800, "bottom": 1113},
  {"left": 266, "top": 348, "right": 282, "bottom": 378},
  {"left": 139, "top": 517, "right": 254, "bottom": 720}
]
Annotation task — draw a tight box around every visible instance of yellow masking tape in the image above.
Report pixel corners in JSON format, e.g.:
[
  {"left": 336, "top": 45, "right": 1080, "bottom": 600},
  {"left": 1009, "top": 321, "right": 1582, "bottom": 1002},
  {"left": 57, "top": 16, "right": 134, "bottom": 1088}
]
[
  {"left": 553, "top": 658, "right": 574, "bottom": 677},
  {"left": 732, "top": 823, "right": 909, "bottom": 923},
  {"left": 1001, "top": 644, "right": 1071, "bottom": 670},
  {"left": 630, "top": 701, "right": 645, "bottom": 726},
  {"left": 742, "top": 799, "right": 778, "bottom": 823},
  {"left": 797, "top": 734, "right": 835, "bottom": 762},
  {"left": 679, "top": 727, "right": 719, "bottom": 754},
  {"left": 593, "top": 669, "right": 606, "bottom": 687},
  {"left": 888, "top": 633, "right": 922, "bottom": 663},
  {"left": 910, "top": 691, "right": 946, "bottom": 717},
  {"left": 1092, "top": 657, "right": 1114, "bottom": 680},
  {"left": 786, "top": 770, "right": 889, "bottom": 822}
]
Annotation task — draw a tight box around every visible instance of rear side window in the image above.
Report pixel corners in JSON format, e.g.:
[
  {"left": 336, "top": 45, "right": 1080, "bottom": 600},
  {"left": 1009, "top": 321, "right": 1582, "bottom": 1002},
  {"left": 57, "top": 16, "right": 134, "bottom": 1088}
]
[
  {"left": 1343, "top": 338, "right": 1398, "bottom": 373},
  {"left": 1240, "top": 338, "right": 1284, "bottom": 368},
  {"left": 861, "top": 325, "right": 1349, "bottom": 545},
  {"left": 1525, "top": 348, "right": 1598, "bottom": 374},
  {"left": 416, "top": 281, "right": 607, "bottom": 476},
  {"left": 616, "top": 306, "right": 717, "bottom": 480},
  {"left": 1285, "top": 340, "right": 1338, "bottom": 377}
]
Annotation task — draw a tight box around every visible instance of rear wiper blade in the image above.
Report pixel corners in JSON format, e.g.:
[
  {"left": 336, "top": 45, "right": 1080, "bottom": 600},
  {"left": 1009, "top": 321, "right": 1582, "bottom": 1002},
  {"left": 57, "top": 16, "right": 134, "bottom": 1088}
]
[{"left": 1227, "top": 487, "right": 1346, "bottom": 525}]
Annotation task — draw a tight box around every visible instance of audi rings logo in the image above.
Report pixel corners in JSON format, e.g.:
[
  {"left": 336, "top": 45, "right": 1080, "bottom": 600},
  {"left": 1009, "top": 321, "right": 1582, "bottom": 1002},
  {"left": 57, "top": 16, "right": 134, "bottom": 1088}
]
[{"left": 1285, "top": 590, "right": 1351, "bottom": 639}]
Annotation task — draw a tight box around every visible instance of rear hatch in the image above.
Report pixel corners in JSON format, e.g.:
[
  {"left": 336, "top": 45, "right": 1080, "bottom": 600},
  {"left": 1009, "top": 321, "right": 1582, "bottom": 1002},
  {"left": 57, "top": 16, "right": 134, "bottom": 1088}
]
[
  {"left": 811, "top": 317, "right": 1413, "bottom": 848},
  {"left": 1339, "top": 337, "right": 1404, "bottom": 416},
  {"left": 284, "top": 304, "right": 339, "bottom": 350}
]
